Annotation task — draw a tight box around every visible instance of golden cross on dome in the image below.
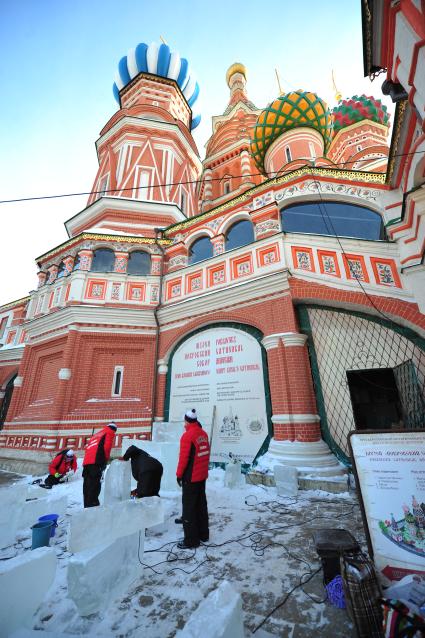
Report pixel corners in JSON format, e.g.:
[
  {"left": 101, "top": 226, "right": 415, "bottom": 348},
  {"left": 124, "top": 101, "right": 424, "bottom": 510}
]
[
  {"left": 275, "top": 68, "right": 284, "bottom": 96},
  {"left": 160, "top": 35, "right": 168, "bottom": 45},
  {"left": 332, "top": 69, "right": 342, "bottom": 102}
]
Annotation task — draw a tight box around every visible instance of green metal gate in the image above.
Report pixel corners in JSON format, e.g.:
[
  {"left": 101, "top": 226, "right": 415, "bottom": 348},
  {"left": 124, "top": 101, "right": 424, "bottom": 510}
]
[{"left": 298, "top": 305, "right": 425, "bottom": 465}]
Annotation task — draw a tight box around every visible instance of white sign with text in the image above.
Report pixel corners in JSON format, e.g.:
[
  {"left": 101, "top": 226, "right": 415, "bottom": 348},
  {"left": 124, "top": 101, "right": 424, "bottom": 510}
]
[
  {"left": 168, "top": 327, "right": 268, "bottom": 463},
  {"left": 350, "top": 431, "right": 425, "bottom": 584}
]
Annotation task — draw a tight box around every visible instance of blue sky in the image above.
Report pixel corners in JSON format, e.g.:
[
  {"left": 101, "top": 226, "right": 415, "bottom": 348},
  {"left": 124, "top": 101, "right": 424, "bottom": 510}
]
[{"left": 0, "top": 0, "right": 394, "bottom": 305}]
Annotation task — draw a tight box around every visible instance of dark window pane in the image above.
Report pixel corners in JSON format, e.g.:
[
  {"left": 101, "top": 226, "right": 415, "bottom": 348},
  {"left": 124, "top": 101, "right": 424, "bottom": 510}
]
[
  {"left": 188, "top": 236, "right": 213, "bottom": 265},
  {"left": 281, "top": 201, "right": 385, "bottom": 240},
  {"left": 225, "top": 220, "right": 255, "bottom": 251},
  {"left": 114, "top": 370, "right": 122, "bottom": 395},
  {"left": 57, "top": 261, "right": 67, "bottom": 279},
  {"left": 73, "top": 255, "right": 81, "bottom": 271},
  {"left": 127, "top": 251, "right": 151, "bottom": 275},
  {"left": 91, "top": 249, "right": 115, "bottom": 272}
]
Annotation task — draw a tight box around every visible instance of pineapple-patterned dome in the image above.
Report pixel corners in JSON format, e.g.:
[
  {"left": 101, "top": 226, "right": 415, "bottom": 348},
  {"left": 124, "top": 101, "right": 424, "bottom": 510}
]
[
  {"left": 332, "top": 95, "right": 390, "bottom": 134},
  {"left": 250, "top": 90, "right": 333, "bottom": 173}
]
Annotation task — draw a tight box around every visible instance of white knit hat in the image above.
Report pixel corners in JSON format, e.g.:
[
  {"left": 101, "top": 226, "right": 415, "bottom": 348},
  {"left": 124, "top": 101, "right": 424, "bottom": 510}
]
[
  {"left": 184, "top": 409, "right": 197, "bottom": 423},
  {"left": 66, "top": 450, "right": 74, "bottom": 457}
]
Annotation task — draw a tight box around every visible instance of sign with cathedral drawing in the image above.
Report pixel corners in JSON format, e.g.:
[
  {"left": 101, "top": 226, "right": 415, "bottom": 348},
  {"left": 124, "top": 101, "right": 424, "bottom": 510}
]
[
  {"left": 167, "top": 327, "right": 269, "bottom": 463},
  {"left": 349, "top": 431, "right": 425, "bottom": 584}
]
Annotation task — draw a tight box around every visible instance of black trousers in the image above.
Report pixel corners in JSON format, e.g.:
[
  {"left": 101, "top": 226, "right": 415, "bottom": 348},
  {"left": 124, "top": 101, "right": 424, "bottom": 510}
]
[
  {"left": 136, "top": 468, "right": 163, "bottom": 498},
  {"left": 82, "top": 464, "right": 103, "bottom": 507},
  {"left": 44, "top": 474, "right": 62, "bottom": 487},
  {"left": 182, "top": 480, "right": 209, "bottom": 547}
]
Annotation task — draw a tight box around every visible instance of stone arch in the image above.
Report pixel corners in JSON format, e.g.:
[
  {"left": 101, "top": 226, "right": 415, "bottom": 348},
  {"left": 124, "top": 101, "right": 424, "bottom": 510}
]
[
  {"left": 0, "top": 370, "right": 18, "bottom": 427},
  {"left": 163, "top": 321, "right": 273, "bottom": 462},
  {"left": 216, "top": 210, "right": 252, "bottom": 236}
]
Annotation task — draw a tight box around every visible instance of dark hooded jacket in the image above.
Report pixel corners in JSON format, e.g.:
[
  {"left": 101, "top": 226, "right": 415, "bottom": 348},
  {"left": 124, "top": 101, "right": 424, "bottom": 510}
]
[{"left": 122, "top": 445, "right": 163, "bottom": 481}]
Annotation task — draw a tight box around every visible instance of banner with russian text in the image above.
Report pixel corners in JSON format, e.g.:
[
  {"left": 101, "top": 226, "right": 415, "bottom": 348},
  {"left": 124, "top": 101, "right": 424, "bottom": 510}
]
[{"left": 168, "top": 327, "right": 269, "bottom": 463}]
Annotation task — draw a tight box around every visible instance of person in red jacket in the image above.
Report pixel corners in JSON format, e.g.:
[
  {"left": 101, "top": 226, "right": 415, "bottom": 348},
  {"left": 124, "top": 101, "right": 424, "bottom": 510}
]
[
  {"left": 82, "top": 422, "right": 117, "bottom": 507},
  {"left": 176, "top": 409, "right": 210, "bottom": 549},
  {"left": 41, "top": 449, "right": 77, "bottom": 489}
]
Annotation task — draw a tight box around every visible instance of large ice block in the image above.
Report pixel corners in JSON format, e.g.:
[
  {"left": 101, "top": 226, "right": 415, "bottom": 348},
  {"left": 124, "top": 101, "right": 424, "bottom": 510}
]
[
  {"left": 0, "top": 547, "right": 57, "bottom": 636},
  {"left": 224, "top": 461, "right": 245, "bottom": 488},
  {"left": 68, "top": 531, "right": 141, "bottom": 616},
  {"left": 152, "top": 421, "right": 184, "bottom": 442},
  {"left": 176, "top": 580, "right": 245, "bottom": 638},
  {"left": 102, "top": 460, "right": 131, "bottom": 505},
  {"left": 16, "top": 494, "right": 68, "bottom": 530},
  {"left": 67, "top": 496, "right": 163, "bottom": 553},
  {"left": 274, "top": 464, "right": 298, "bottom": 497},
  {"left": 122, "top": 439, "right": 179, "bottom": 491},
  {"left": 0, "top": 484, "right": 29, "bottom": 548}
]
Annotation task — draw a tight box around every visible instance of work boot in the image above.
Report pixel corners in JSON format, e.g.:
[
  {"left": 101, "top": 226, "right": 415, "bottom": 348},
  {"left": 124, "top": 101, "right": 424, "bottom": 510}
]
[{"left": 174, "top": 517, "right": 183, "bottom": 524}]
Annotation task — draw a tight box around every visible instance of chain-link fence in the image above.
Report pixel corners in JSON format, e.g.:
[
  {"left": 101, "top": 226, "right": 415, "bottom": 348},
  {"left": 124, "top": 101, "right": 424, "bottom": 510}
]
[{"left": 298, "top": 305, "right": 425, "bottom": 465}]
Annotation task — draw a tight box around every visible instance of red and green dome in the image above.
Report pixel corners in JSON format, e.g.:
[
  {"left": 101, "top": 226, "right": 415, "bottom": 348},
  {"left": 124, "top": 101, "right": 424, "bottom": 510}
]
[
  {"left": 250, "top": 90, "right": 333, "bottom": 173},
  {"left": 332, "top": 95, "right": 390, "bottom": 134}
]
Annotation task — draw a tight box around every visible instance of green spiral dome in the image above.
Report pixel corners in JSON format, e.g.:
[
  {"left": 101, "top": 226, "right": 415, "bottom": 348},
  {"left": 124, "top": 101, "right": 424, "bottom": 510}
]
[{"left": 250, "top": 90, "right": 333, "bottom": 173}]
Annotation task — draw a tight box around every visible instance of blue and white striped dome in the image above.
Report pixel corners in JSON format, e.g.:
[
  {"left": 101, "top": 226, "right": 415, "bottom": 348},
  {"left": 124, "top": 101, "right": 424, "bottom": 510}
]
[{"left": 113, "top": 42, "right": 201, "bottom": 130}]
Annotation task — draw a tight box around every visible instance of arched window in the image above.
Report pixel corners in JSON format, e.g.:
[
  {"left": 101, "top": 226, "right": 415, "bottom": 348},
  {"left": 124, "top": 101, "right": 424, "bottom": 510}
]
[
  {"left": 280, "top": 201, "right": 385, "bottom": 240},
  {"left": 90, "top": 248, "right": 115, "bottom": 272},
  {"left": 225, "top": 220, "right": 255, "bottom": 251},
  {"left": 188, "top": 236, "right": 214, "bottom": 265},
  {"left": 127, "top": 251, "right": 151, "bottom": 275},
  {"left": 223, "top": 181, "right": 230, "bottom": 195},
  {"left": 57, "top": 261, "right": 67, "bottom": 279},
  {"left": 73, "top": 255, "right": 81, "bottom": 271}
]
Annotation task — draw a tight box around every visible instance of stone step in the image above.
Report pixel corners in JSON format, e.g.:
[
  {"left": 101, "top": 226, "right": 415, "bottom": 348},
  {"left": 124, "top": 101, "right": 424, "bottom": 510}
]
[{"left": 246, "top": 470, "right": 350, "bottom": 494}]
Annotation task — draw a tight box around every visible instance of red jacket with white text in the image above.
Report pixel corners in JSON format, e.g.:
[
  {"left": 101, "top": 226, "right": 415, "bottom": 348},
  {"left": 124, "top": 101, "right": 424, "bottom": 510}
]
[
  {"left": 83, "top": 427, "right": 115, "bottom": 467},
  {"left": 48, "top": 450, "right": 77, "bottom": 476},
  {"left": 176, "top": 421, "right": 210, "bottom": 483}
]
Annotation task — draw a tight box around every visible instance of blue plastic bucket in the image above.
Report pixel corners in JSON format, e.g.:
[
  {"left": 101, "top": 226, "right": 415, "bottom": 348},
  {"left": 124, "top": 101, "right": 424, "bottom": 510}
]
[
  {"left": 38, "top": 514, "right": 59, "bottom": 537},
  {"left": 31, "top": 520, "right": 54, "bottom": 549}
]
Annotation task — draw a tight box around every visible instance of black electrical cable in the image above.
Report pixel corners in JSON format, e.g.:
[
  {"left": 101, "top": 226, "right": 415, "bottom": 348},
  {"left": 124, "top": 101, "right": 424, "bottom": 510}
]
[
  {"left": 251, "top": 565, "right": 323, "bottom": 634},
  {"left": 0, "top": 149, "right": 423, "bottom": 205}
]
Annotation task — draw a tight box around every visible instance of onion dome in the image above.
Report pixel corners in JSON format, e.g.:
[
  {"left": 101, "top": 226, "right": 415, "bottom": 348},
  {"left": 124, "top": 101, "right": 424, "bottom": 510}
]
[
  {"left": 332, "top": 95, "right": 390, "bottom": 134},
  {"left": 112, "top": 41, "right": 201, "bottom": 130},
  {"left": 226, "top": 62, "right": 247, "bottom": 87},
  {"left": 250, "top": 90, "right": 332, "bottom": 172}
]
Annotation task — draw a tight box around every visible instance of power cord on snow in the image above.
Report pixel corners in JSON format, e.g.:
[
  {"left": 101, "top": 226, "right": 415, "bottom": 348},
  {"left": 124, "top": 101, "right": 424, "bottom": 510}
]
[{"left": 137, "top": 492, "right": 361, "bottom": 630}]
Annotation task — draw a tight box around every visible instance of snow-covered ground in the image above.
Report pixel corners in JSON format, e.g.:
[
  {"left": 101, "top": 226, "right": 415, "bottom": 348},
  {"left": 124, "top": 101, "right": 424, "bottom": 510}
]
[{"left": 1, "top": 467, "right": 364, "bottom": 637}]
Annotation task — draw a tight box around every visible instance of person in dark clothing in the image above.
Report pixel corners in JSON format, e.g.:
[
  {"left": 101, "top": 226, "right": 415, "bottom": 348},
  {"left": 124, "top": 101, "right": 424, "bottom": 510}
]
[
  {"left": 82, "top": 422, "right": 117, "bottom": 507},
  {"left": 176, "top": 409, "right": 210, "bottom": 549},
  {"left": 39, "top": 449, "right": 77, "bottom": 489},
  {"left": 120, "top": 446, "right": 163, "bottom": 497}
]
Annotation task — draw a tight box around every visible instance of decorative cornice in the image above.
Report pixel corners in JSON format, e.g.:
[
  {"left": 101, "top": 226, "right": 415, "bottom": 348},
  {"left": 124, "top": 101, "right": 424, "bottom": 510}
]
[
  {"left": 271, "top": 413, "right": 320, "bottom": 424},
  {"left": 280, "top": 332, "right": 308, "bottom": 347},
  {"left": 166, "top": 167, "right": 386, "bottom": 236},
  {"left": 0, "top": 296, "right": 30, "bottom": 312},
  {"left": 36, "top": 232, "right": 171, "bottom": 263},
  {"left": 261, "top": 333, "right": 285, "bottom": 350}
]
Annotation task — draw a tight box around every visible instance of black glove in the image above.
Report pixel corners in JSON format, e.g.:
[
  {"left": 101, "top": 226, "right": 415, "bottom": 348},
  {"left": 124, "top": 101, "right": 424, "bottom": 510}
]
[{"left": 177, "top": 477, "right": 182, "bottom": 487}]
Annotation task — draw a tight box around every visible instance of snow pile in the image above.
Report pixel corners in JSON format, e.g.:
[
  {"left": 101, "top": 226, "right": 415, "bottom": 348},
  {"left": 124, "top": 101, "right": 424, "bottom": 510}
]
[{"left": 0, "top": 466, "right": 361, "bottom": 637}]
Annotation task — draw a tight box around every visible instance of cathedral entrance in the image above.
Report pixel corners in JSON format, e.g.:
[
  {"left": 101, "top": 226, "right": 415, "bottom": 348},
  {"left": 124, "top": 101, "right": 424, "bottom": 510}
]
[
  {"left": 346, "top": 368, "right": 403, "bottom": 430},
  {"left": 297, "top": 306, "right": 425, "bottom": 465},
  {"left": 0, "top": 374, "right": 17, "bottom": 429},
  {"left": 164, "top": 324, "right": 272, "bottom": 464}
]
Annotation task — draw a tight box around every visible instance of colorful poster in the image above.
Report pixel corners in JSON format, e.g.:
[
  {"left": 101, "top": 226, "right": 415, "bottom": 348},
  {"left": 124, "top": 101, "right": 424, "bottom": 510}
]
[
  {"left": 350, "top": 431, "right": 425, "bottom": 584},
  {"left": 168, "top": 327, "right": 269, "bottom": 463}
]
